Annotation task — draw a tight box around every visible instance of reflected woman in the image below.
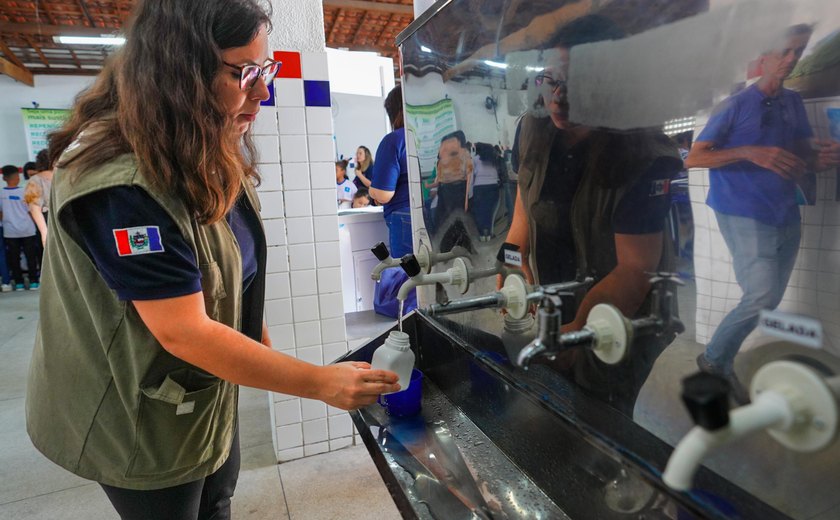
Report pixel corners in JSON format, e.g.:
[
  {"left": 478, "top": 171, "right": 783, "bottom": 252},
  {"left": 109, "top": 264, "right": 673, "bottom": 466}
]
[{"left": 505, "top": 15, "right": 682, "bottom": 415}]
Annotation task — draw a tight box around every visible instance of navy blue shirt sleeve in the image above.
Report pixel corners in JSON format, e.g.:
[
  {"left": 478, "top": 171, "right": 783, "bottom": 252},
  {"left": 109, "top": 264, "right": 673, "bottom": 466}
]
[
  {"left": 370, "top": 131, "right": 403, "bottom": 192},
  {"left": 613, "top": 157, "right": 680, "bottom": 235},
  {"left": 69, "top": 186, "right": 202, "bottom": 301}
]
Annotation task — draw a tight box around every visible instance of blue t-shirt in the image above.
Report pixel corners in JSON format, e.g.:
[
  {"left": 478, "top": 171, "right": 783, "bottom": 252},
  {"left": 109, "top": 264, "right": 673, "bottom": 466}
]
[
  {"left": 370, "top": 129, "right": 409, "bottom": 217},
  {"left": 69, "top": 186, "right": 257, "bottom": 301},
  {"left": 697, "top": 84, "right": 812, "bottom": 226}
]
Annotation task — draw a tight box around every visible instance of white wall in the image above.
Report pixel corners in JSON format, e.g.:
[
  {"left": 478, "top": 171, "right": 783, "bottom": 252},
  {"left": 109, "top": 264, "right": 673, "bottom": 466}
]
[
  {"left": 331, "top": 92, "right": 389, "bottom": 164},
  {"left": 0, "top": 75, "right": 94, "bottom": 166}
]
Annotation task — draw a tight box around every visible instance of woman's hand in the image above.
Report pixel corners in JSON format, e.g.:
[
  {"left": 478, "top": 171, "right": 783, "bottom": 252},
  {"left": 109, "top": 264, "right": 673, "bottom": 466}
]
[{"left": 315, "top": 362, "right": 400, "bottom": 410}]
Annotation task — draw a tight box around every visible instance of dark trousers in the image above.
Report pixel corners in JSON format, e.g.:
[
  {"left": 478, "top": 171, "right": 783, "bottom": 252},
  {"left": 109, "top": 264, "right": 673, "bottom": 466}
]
[
  {"left": 5, "top": 235, "right": 39, "bottom": 284},
  {"left": 100, "top": 430, "right": 241, "bottom": 520}
]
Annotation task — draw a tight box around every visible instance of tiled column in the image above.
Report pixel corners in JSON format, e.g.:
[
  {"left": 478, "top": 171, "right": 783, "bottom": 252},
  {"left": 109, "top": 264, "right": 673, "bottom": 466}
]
[{"left": 255, "top": 50, "right": 354, "bottom": 462}]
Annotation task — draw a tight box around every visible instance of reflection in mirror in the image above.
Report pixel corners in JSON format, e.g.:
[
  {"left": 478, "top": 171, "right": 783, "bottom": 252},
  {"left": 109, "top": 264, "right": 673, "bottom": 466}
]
[{"left": 399, "top": 0, "right": 840, "bottom": 517}]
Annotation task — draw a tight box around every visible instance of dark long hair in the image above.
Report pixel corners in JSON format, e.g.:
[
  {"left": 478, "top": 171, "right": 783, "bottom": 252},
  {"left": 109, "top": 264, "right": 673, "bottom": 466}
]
[{"left": 49, "top": 0, "right": 271, "bottom": 224}]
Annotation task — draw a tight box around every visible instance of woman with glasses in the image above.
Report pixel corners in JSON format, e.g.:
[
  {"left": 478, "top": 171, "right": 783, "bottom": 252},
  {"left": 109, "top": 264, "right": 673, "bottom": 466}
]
[
  {"left": 26, "top": 1, "right": 399, "bottom": 518},
  {"left": 504, "top": 15, "right": 682, "bottom": 416}
]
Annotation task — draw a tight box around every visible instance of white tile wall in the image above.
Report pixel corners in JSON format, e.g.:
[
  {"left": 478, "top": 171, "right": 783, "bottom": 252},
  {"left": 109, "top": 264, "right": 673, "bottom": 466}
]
[
  {"left": 275, "top": 400, "right": 302, "bottom": 426},
  {"left": 285, "top": 218, "right": 315, "bottom": 245},
  {"left": 301, "top": 52, "right": 330, "bottom": 81},
  {"left": 254, "top": 135, "right": 281, "bottom": 164},
  {"left": 310, "top": 162, "right": 337, "bottom": 189},
  {"left": 301, "top": 398, "right": 327, "bottom": 421},
  {"left": 328, "top": 414, "right": 353, "bottom": 439},
  {"left": 329, "top": 437, "right": 353, "bottom": 451},
  {"left": 274, "top": 78, "right": 305, "bottom": 107},
  {"left": 279, "top": 135, "right": 309, "bottom": 164},
  {"left": 263, "top": 219, "right": 286, "bottom": 247},
  {"left": 266, "top": 246, "right": 289, "bottom": 273},
  {"left": 311, "top": 189, "right": 338, "bottom": 216},
  {"left": 268, "top": 325, "right": 295, "bottom": 351},
  {"left": 265, "top": 273, "right": 291, "bottom": 300},
  {"left": 276, "top": 424, "right": 302, "bottom": 451},
  {"left": 265, "top": 298, "right": 293, "bottom": 326},
  {"left": 321, "top": 317, "right": 346, "bottom": 344},
  {"left": 294, "top": 320, "right": 321, "bottom": 348},
  {"left": 297, "top": 345, "right": 323, "bottom": 365},
  {"left": 318, "top": 291, "right": 344, "bottom": 319},
  {"left": 266, "top": 50, "right": 360, "bottom": 462},
  {"left": 257, "top": 163, "right": 283, "bottom": 193},
  {"left": 253, "top": 107, "right": 279, "bottom": 136},
  {"left": 277, "top": 107, "right": 307, "bottom": 135},
  {"left": 284, "top": 190, "right": 314, "bottom": 218},
  {"left": 306, "top": 107, "right": 334, "bottom": 135},
  {"left": 281, "top": 162, "right": 311, "bottom": 191},
  {"left": 292, "top": 295, "right": 320, "bottom": 322},
  {"left": 290, "top": 269, "right": 318, "bottom": 296},
  {"left": 304, "top": 441, "right": 330, "bottom": 457},
  {"left": 259, "top": 191, "right": 286, "bottom": 219},
  {"left": 313, "top": 215, "right": 340, "bottom": 242},
  {"left": 323, "top": 341, "right": 348, "bottom": 364},
  {"left": 307, "top": 135, "right": 335, "bottom": 162}
]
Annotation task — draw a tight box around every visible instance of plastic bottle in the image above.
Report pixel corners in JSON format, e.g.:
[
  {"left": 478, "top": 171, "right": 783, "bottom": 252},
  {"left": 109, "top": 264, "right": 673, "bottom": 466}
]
[{"left": 371, "top": 331, "right": 415, "bottom": 394}]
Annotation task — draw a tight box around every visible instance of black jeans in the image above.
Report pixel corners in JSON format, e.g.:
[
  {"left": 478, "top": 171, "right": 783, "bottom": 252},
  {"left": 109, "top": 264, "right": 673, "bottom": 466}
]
[
  {"left": 100, "top": 429, "right": 240, "bottom": 520},
  {"left": 5, "top": 235, "right": 39, "bottom": 284}
]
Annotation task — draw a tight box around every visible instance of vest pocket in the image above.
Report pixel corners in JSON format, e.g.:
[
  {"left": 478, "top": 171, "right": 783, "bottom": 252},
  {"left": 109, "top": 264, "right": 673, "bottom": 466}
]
[
  {"left": 199, "top": 261, "right": 227, "bottom": 320},
  {"left": 126, "top": 369, "right": 222, "bottom": 478}
]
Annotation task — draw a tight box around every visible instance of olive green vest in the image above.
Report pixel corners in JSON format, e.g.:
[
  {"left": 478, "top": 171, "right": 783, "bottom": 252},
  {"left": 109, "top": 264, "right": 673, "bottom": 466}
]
[
  {"left": 516, "top": 114, "right": 679, "bottom": 298},
  {"left": 26, "top": 148, "right": 265, "bottom": 490}
]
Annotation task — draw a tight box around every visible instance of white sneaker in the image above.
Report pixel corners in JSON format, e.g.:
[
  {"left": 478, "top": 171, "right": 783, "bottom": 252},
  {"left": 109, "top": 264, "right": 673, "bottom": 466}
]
[{"left": 0, "top": 284, "right": 11, "bottom": 293}]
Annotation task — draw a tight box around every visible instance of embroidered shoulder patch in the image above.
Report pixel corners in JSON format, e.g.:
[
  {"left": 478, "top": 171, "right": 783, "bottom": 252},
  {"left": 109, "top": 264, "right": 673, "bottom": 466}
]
[
  {"left": 649, "top": 179, "right": 671, "bottom": 197},
  {"left": 113, "top": 226, "right": 165, "bottom": 256}
]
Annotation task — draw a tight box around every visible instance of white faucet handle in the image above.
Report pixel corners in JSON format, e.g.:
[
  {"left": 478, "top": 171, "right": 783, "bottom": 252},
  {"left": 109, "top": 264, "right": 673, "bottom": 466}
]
[
  {"left": 750, "top": 361, "right": 839, "bottom": 452},
  {"left": 500, "top": 274, "right": 528, "bottom": 320},
  {"left": 585, "top": 304, "right": 631, "bottom": 365}
]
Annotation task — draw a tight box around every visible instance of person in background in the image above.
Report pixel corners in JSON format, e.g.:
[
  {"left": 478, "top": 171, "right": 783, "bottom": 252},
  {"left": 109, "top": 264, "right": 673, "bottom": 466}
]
[
  {"left": 433, "top": 130, "right": 473, "bottom": 230},
  {"left": 0, "top": 170, "right": 11, "bottom": 291},
  {"left": 26, "top": 148, "right": 53, "bottom": 248},
  {"left": 352, "top": 189, "right": 371, "bottom": 208},
  {"left": 352, "top": 145, "right": 374, "bottom": 191},
  {"left": 686, "top": 24, "right": 840, "bottom": 403},
  {"left": 369, "top": 85, "right": 412, "bottom": 257},
  {"left": 336, "top": 159, "right": 357, "bottom": 209},
  {"left": 23, "top": 161, "right": 38, "bottom": 181},
  {"left": 470, "top": 142, "right": 504, "bottom": 241},
  {"left": 1, "top": 165, "right": 39, "bottom": 290},
  {"left": 26, "top": 2, "right": 399, "bottom": 518}
]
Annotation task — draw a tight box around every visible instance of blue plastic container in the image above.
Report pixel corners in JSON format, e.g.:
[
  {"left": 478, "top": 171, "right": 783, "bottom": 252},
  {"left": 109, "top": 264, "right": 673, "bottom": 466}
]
[{"left": 379, "top": 369, "right": 423, "bottom": 417}]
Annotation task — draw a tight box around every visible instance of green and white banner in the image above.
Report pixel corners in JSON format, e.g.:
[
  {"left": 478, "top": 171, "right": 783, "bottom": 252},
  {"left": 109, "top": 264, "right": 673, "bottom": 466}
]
[
  {"left": 21, "top": 108, "right": 71, "bottom": 161},
  {"left": 405, "top": 99, "right": 457, "bottom": 177}
]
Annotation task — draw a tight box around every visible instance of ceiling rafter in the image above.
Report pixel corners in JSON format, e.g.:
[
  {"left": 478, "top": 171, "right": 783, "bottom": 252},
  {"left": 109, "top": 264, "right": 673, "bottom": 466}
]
[
  {"left": 327, "top": 8, "right": 344, "bottom": 43},
  {"left": 1, "top": 55, "right": 34, "bottom": 85},
  {"left": 77, "top": 0, "right": 97, "bottom": 27}
]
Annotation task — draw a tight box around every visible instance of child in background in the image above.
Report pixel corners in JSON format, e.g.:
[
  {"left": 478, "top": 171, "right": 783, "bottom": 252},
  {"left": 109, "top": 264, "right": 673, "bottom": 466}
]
[
  {"left": 352, "top": 189, "right": 371, "bottom": 208},
  {"left": 336, "top": 159, "right": 357, "bottom": 209},
  {"left": 1, "top": 165, "right": 39, "bottom": 290}
]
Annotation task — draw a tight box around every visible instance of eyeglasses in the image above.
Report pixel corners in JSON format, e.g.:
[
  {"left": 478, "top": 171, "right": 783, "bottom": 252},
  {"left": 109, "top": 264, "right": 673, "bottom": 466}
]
[
  {"left": 223, "top": 60, "right": 282, "bottom": 91},
  {"left": 535, "top": 73, "right": 566, "bottom": 92}
]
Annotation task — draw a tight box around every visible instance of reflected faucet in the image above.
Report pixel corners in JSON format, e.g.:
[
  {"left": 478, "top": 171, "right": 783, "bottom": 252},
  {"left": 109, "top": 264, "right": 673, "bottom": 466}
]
[
  {"left": 663, "top": 361, "right": 840, "bottom": 491},
  {"left": 516, "top": 272, "right": 686, "bottom": 369}
]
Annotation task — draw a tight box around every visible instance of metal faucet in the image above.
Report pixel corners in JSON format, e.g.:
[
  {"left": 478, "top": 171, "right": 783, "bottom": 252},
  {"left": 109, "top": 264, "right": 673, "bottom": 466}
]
[
  {"left": 370, "top": 242, "right": 470, "bottom": 281},
  {"left": 516, "top": 272, "right": 686, "bottom": 369}
]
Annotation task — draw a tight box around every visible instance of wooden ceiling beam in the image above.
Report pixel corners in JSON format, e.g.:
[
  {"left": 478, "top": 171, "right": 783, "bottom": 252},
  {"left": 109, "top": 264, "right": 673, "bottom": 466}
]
[
  {"left": 0, "top": 55, "right": 34, "bottom": 86},
  {"left": 323, "top": 0, "right": 413, "bottom": 16},
  {"left": 0, "top": 38, "right": 25, "bottom": 69},
  {"left": 77, "top": 0, "right": 98, "bottom": 27},
  {"left": 29, "top": 67, "right": 99, "bottom": 76},
  {"left": 351, "top": 10, "right": 369, "bottom": 45},
  {"left": 23, "top": 34, "right": 50, "bottom": 67},
  {"left": 327, "top": 8, "right": 344, "bottom": 43},
  {"left": 0, "top": 22, "right": 117, "bottom": 36}
]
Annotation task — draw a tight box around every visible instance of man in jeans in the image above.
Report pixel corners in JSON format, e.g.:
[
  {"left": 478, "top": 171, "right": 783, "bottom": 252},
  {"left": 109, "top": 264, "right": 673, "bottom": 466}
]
[{"left": 686, "top": 24, "right": 840, "bottom": 403}]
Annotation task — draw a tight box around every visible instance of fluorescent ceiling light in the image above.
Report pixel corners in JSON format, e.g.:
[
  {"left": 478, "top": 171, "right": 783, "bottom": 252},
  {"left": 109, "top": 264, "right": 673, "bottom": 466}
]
[
  {"left": 483, "top": 60, "right": 507, "bottom": 69},
  {"left": 54, "top": 35, "right": 125, "bottom": 46},
  {"left": 420, "top": 45, "right": 432, "bottom": 53}
]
